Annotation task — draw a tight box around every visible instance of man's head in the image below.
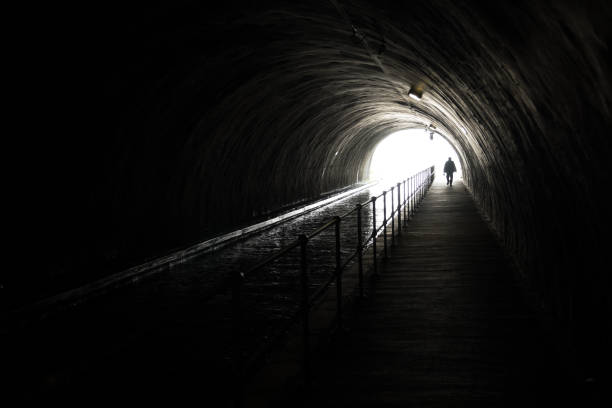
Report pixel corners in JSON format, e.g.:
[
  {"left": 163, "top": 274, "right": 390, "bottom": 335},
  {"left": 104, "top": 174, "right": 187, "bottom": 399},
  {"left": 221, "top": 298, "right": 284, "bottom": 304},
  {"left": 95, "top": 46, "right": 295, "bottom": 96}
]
[{"left": 448, "top": 157, "right": 451, "bottom": 161}]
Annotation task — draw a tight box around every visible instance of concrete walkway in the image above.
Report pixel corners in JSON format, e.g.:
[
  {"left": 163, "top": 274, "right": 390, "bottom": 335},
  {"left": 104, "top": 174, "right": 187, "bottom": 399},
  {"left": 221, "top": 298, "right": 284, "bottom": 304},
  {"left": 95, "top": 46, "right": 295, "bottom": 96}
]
[{"left": 282, "top": 181, "right": 566, "bottom": 407}]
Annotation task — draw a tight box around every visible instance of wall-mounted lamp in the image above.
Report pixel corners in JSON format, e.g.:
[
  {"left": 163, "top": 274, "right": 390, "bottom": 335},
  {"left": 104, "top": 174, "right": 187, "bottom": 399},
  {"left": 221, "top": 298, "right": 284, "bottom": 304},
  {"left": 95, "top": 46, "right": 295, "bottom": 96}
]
[
  {"left": 408, "top": 86, "right": 423, "bottom": 100},
  {"left": 430, "top": 132, "right": 434, "bottom": 140},
  {"left": 408, "top": 82, "right": 425, "bottom": 101}
]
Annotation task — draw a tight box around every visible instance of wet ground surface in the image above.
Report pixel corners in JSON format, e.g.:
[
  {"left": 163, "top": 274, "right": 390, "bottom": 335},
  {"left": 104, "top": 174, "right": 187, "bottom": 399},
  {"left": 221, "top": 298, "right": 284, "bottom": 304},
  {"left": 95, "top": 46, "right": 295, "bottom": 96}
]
[{"left": 4, "top": 179, "right": 422, "bottom": 405}]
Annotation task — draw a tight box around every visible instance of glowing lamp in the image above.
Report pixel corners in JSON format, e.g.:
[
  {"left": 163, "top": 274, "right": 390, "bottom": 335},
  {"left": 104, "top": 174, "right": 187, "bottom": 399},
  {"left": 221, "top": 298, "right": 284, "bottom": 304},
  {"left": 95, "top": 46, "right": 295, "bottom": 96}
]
[
  {"left": 408, "top": 83, "right": 424, "bottom": 101},
  {"left": 408, "top": 87, "right": 423, "bottom": 100}
]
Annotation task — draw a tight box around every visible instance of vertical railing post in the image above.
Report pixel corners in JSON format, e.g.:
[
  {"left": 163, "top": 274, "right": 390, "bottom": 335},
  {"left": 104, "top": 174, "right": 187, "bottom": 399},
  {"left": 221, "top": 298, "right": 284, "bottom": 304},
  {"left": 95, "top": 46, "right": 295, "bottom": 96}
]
[
  {"left": 408, "top": 177, "right": 411, "bottom": 216},
  {"left": 415, "top": 173, "right": 418, "bottom": 205},
  {"left": 397, "top": 182, "right": 401, "bottom": 235},
  {"left": 418, "top": 171, "right": 422, "bottom": 203},
  {"left": 371, "top": 196, "right": 377, "bottom": 276},
  {"left": 417, "top": 173, "right": 420, "bottom": 207},
  {"left": 403, "top": 179, "right": 407, "bottom": 226},
  {"left": 232, "top": 271, "right": 243, "bottom": 341},
  {"left": 420, "top": 171, "right": 423, "bottom": 202},
  {"left": 232, "top": 270, "right": 244, "bottom": 407},
  {"left": 415, "top": 173, "right": 418, "bottom": 206},
  {"left": 404, "top": 179, "right": 407, "bottom": 224},
  {"left": 410, "top": 176, "right": 414, "bottom": 217},
  {"left": 382, "top": 191, "right": 388, "bottom": 259},
  {"left": 390, "top": 186, "right": 395, "bottom": 245},
  {"left": 334, "top": 217, "right": 343, "bottom": 330},
  {"left": 356, "top": 203, "right": 364, "bottom": 299},
  {"left": 299, "top": 234, "right": 311, "bottom": 385}
]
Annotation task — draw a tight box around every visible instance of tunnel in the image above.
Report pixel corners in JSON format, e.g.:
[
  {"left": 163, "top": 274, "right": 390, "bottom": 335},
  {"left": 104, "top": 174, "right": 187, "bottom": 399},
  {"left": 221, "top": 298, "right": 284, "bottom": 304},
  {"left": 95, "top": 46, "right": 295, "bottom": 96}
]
[{"left": 8, "top": 0, "right": 612, "bottom": 397}]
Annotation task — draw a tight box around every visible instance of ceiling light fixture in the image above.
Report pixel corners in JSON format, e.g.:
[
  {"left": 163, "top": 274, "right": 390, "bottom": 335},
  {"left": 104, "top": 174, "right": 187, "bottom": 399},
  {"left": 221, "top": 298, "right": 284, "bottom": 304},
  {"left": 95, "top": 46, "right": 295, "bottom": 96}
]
[
  {"left": 408, "top": 87, "right": 422, "bottom": 100},
  {"left": 408, "top": 83, "right": 424, "bottom": 101}
]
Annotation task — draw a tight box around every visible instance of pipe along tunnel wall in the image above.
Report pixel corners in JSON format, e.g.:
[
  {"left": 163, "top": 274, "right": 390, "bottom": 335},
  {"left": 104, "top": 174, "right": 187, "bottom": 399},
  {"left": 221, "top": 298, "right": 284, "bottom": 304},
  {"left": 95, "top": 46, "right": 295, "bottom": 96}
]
[{"left": 10, "top": 0, "right": 611, "bottom": 387}]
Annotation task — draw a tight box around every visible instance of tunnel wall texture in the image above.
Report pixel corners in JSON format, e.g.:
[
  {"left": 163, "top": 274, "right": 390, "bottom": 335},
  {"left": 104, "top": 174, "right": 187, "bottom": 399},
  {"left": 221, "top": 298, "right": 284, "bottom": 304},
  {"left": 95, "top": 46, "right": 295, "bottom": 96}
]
[{"left": 12, "top": 0, "right": 612, "bottom": 383}]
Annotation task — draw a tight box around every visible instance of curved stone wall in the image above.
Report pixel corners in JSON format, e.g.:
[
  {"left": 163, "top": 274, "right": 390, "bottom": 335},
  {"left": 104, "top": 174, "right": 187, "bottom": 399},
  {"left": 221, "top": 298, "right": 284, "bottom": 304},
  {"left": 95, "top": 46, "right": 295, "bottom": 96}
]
[{"left": 13, "top": 0, "right": 612, "bottom": 381}]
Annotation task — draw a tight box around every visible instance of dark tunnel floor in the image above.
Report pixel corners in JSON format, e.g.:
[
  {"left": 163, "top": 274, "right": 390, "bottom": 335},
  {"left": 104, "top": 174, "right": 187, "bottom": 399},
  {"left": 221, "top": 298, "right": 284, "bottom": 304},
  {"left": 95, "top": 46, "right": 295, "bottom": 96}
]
[
  {"left": 2, "top": 180, "right": 406, "bottom": 405},
  {"left": 4, "top": 180, "right": 596, "bottom": 406},
  {"left": 278, "top": 181, "right": 582, "bottom": 407}
]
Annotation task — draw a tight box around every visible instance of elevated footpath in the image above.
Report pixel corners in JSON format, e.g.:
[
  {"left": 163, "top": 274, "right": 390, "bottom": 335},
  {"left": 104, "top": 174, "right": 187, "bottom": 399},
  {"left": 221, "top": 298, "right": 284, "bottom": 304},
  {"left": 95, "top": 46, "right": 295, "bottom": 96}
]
[{"left": 278, "top": 181, "right": 569, "bottom": 407}]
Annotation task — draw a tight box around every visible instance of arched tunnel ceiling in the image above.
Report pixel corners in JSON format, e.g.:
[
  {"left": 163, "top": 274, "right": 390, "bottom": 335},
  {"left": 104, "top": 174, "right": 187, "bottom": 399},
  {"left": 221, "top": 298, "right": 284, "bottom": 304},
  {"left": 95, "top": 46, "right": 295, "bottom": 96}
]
[
  {"left": 15, "top": 1, "right": 612, "bottom": 367},
  {"left": 88, "top": 0, "right": 610, "bottom": 246}
]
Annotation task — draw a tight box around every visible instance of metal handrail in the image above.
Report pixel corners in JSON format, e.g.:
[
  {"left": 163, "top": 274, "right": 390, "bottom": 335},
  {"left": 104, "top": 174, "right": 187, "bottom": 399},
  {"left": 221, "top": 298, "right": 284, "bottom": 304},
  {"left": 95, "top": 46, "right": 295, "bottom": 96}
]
[
  {"left": 239, "top": 167, "right": 435, "bottom": 279},
  {"left": 231, "top": 166, "right": 435, "bottom": 400}
]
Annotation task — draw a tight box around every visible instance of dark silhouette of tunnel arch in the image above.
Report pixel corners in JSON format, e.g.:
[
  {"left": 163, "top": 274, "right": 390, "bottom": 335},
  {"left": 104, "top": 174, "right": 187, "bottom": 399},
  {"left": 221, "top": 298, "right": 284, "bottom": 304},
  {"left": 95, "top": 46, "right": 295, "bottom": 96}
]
[{"left": 13, "top": 0, "right": 612, "bottom": 386}]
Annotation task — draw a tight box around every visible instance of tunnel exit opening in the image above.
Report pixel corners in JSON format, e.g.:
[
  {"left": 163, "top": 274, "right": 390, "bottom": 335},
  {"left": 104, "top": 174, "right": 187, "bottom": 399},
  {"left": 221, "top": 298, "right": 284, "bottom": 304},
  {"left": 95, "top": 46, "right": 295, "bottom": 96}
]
[{"left": 368, "top": 129, "right": 462, "bottom": 185}]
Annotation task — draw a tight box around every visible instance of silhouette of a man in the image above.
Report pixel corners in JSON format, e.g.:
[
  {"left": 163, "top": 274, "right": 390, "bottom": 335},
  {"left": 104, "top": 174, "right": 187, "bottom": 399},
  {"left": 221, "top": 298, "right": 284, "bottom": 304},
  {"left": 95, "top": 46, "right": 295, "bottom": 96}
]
[{"left": 443, "top": 157, "right": 457, "bottom": 186}]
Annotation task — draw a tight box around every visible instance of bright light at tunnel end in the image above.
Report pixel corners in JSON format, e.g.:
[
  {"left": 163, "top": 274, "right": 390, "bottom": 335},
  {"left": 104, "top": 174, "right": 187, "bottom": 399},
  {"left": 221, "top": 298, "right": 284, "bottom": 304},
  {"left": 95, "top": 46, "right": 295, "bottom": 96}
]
[{"left": 369, "top": 129, "right": 462, "bottom": 186}]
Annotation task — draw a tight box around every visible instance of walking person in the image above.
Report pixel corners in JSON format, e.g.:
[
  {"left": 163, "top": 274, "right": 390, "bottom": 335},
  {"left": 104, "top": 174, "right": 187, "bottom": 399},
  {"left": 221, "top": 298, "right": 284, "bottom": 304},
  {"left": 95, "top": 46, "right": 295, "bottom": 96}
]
[{"left": 443, "top": 157, "right": 457, "bottom": 186}]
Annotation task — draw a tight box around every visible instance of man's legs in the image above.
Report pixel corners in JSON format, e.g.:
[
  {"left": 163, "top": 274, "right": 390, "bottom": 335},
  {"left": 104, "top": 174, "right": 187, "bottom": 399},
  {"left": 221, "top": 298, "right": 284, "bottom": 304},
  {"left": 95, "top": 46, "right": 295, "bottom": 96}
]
[
  {"left": 449, "top": 172, "right": 454, "bottom": 186},
  {"left": 446, "top": 173, "right": 451, "bottom": 185}
]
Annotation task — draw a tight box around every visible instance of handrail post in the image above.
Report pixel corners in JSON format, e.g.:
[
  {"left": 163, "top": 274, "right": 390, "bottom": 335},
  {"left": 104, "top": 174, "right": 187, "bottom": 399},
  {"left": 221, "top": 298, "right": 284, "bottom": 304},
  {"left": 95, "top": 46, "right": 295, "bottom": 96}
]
[
  {"left": 382, "top": 191, "right": 388, "bottom": 259},
  {"left": 413, "top": 175, "right": 416, "bottom": 216},
  {"left": 397, "top": 182, "right": 402, "bottom": 235},
  {"left": 390, "top": 186, "right": 395, "bottom": 245},
  {"left": 417, "top": 173, "right": 420, "bottom": 207},
  {"left": 414, "top": 174, "right": 417, "bottom": 206},
  {"left": 356, "top": 203, "right": 364, "bottom": 299},
  {"left": 420, "top": 171, "right": 423, "bottom": 202},
  {"left": 371, "top": 196, "right": 377, "bottom": 276},
  {"left": 423, "top": 171, "right": 425, "bottom": 198},
  {"left": 419, "top": 171, "right": 423, "bottom": 206},
  {"left": 232, "top": 270, "right": 243, "bottom": 337},
  {"left": 334, "top": 216, "right": 343, "bottom": 330},
  {"left": 408, "top": 177, "right": 411, "bottom": 216},
  {"left": 299, "top": 234, "right": 311, "bottom": 385},
  {"left": 406, "top": 178, "right": 409, "bottom": 221},
  {"left": 418, "top": 172, "right": 422, "bottom": 203},
  {"left": 402, "top": 179, "right": 407, "bottom": 226},
  {"left": 232, "top": 270, "right": 244, "bottom": 407}
]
